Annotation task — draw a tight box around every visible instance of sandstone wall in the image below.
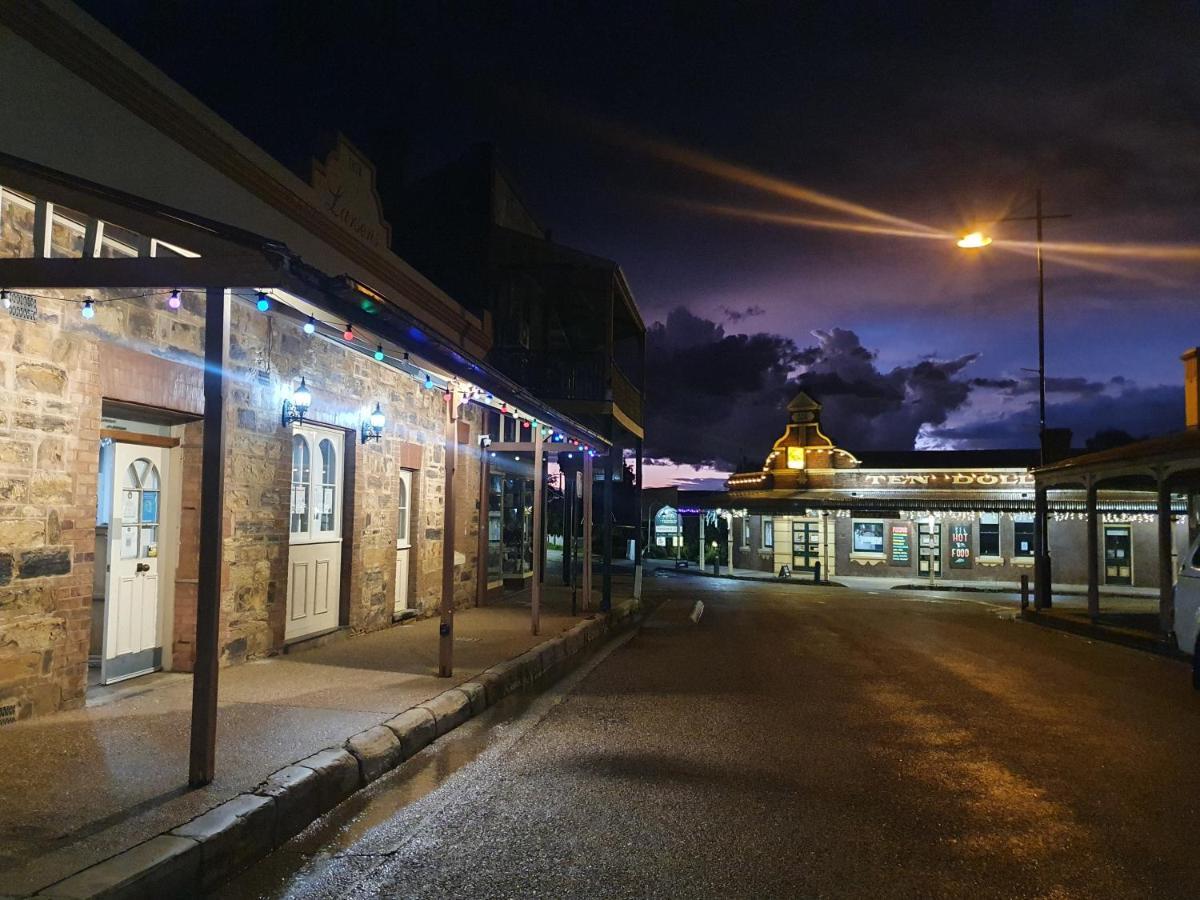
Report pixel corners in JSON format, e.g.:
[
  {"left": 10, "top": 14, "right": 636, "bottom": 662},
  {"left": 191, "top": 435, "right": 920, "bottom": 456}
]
[{"left": 0, "top": 273, "right": 480, "bottom": 720}]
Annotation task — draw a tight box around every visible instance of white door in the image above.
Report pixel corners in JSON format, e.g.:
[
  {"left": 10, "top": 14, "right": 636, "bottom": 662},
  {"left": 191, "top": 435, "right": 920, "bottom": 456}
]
[
  {"left": 394, "top": 470, "right": 412, "bottom": 614},
  {"left": 103, "top": 444, "right": 168, "bottom": 684},
  {"left": 286, "top": 425, "right": 344, "bottom": 640}
]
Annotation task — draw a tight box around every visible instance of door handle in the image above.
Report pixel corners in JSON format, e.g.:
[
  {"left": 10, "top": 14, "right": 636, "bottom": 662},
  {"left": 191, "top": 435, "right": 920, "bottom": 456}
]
[{"left": 136, "top": 562, "right": 150, "bottom": 573}]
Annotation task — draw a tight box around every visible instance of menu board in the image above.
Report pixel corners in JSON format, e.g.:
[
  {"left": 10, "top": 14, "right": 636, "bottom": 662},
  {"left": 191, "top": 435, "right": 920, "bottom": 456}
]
[
  {"left": 949, "top": 523, "right": 972, "bottom": 569},
  {"left": 890, "top": 524, "right": 911, "bottom": 565}
]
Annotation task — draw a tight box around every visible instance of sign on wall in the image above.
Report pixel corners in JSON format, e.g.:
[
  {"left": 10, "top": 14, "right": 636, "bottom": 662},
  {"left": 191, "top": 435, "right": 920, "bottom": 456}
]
[
  {"left": 890, "top": 524, "right": 911, "bottom": 565},
  {"left": 949, "top": 524, "right": 972, "bottom": 569}
]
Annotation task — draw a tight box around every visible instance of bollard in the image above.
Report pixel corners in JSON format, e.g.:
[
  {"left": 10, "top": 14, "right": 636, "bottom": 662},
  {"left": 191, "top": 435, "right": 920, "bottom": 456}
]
[
  {"left": 813, "top": 561, "right": 821, "bottom": 584},
  {"left": 1020, "top": 574, "right": 1030, "bottom": 611}
]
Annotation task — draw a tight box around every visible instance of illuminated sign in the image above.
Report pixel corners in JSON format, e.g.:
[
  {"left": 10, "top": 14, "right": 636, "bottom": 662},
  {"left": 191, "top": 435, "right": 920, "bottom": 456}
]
[
  {"left": 890, "top": 524, "right": 911, "bottom": 564},
  {"left": 787, "top": 447, "right": 805, "bottom": 470},
  {"left": 949, "top": 524, "right": 972, "bottom": 568},
  {"left": 850, "top": 471, "right": 1034, "bottom": 488}
]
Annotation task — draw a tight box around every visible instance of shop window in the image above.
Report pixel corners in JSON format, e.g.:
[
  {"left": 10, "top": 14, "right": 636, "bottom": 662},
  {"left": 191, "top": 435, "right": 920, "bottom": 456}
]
[
  {"left": 487, "top": 473, "right": 503, "bottom": 580},
  {"left": 1013, "top": 513, "right": 1035, "bottom": 557},
  {"left": 979, "top": 513, "right": 1000, "bottom": 557},
  {"left": 740, "top": 517, "right": 750, "bottom": 549},
  {"left": 502, "top": 474, "right": 534, "bottom": 575},
  {"left": 852, "top": 520, "right": 886, "bottom": 555},
  {"left": 762, "top": 517, "right": 774, "bottom": 549}
]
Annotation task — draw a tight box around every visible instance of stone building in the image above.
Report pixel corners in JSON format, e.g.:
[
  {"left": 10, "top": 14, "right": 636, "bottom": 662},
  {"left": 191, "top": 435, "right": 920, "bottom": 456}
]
[
  {"left": 720, "top": 392, "right": 1187, "bottom": 589},
  {"left": 0, "top": 2, "right": 608, "bottom": 723}
]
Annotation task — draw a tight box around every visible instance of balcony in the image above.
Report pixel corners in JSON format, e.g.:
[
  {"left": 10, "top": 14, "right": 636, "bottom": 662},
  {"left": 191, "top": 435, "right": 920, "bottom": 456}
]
[{"left": 490, "top": 348, "right": 643, "bottom": 433}]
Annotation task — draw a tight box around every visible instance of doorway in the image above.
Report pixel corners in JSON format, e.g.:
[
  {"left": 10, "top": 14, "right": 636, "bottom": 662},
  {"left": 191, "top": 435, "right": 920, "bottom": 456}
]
[
  {"left": 792, "top": 520, "right": 819, "bottom": 572},
  {"left": 96, "top": 442, "right": 172, "bottom": 684},
  {"left": 286, "top": 424, "right": 345, "bottom": 641},
  {"left": 1104, "top": 524, "right": 1133, "bottom": 585},
  {"left": 394, "top": 469, "right": 413, "bottom": 615},
  {"left": 918, "top": 522, "right": 943, "bottom": 577}
]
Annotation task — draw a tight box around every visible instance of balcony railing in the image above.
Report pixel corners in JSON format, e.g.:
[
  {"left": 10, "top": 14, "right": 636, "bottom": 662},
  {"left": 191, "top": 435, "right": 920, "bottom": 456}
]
[{"left": 490, "top": 349, "right": 643, "bottom": 426}]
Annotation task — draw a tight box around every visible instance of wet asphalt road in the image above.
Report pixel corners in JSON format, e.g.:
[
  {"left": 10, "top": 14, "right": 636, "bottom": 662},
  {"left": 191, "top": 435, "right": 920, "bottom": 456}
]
[{"left": 224, "top": 576, "right": 1200, "bottom": 899}]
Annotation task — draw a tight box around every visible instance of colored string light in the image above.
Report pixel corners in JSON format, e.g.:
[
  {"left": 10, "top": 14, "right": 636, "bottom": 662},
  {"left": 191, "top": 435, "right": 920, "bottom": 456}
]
[
  {"left": 374, "top": 344, "right": 385, "bottom": 361},
  {"left": 81, "top": 298, "right": 95, "bottom": 319},
  {"left": 167, "top": 289, "right": 182, "bottom": 310},
  {"left": 343, "top": 323, "right": 354, "bottom": 341},
  {"left": 256, "top": 292, "right": 270, "bottom": 312},
  {"left": 303, "top": 315, "right": 316, "bottom": 335}
]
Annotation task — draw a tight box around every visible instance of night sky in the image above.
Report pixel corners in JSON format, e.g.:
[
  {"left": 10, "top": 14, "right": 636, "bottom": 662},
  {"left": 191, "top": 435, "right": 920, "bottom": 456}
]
[{"left": 79, "top": 1, "right": 1200, "bottom": 487}]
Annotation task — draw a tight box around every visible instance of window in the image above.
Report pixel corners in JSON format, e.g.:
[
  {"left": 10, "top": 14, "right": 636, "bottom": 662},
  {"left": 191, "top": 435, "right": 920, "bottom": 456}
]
[
  {"left": 1013, "top": 513, "right": 1035, "bottom": 557},
  {"left": 762, "top": 517, "right": 774, "bottom": 549},
  {"left": 979, "top": 513, "right": 1000, "bottom": 557},
  {"left": 852, "top": 520, "right": 885, "bottom": 555},
  {"left": 119, "top": 458, "right": 160, "bottom": 559},
  {"left": 290, "top": 435, "right": 310, "bottom": 536},
  {"left": 487, "top": 473, "right": 503, "bottom": 580},
  {"left": 740, "top": 517, "right": 750, "bottom": 549},
  {"left": 396, "top": 478, "right": 409, "bottom": 544},
  {"left": 317, "top": 438, "right": 337, "bottom": 532}
]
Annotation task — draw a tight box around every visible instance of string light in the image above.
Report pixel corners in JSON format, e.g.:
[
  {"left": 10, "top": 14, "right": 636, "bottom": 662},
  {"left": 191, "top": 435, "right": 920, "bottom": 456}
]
[
  {"left": 424, "top": 373, "right": 433, "bottom": 390},
  {"left": 303, "top": 315, "right": 316, "bottom": 335},
  {"left": 81, "top": 298, "right": 95, "bottom": 319},
  {"left": 167, "top": 289, "right": 182, "bottom": 310},
  {"left": 256, "top": 292, "right": 270, "bottom": 312},
  {"left": 374, "top": 344, "right": 385, "bottom": 361},
  {"left": 343, "top": 323, "right": 354, "bottom": 341}
]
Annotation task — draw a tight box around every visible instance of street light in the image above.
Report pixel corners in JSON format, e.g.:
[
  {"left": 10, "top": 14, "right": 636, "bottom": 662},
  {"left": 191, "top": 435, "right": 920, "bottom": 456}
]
[
  {"left": 958, "top": 188, "right": 1070, "bottom": 611},
  {"left": 955, "top": 188, "right": 1069, "bottom": 466}
]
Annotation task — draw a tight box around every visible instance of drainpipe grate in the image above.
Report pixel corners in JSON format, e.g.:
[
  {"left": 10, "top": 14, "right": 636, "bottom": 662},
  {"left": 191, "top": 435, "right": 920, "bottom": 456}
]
[{"left": 0, "top": 703, "right": 17, "bottom": 726}]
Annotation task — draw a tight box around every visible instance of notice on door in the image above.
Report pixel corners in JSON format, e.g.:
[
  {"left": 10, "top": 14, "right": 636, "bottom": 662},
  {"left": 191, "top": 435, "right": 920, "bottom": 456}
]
[
  {"left": 949, "top": 523, "right": 972, "bottom": 569},
  {"left": 890, "top": 524, "right": 911, "bottom": 565}
]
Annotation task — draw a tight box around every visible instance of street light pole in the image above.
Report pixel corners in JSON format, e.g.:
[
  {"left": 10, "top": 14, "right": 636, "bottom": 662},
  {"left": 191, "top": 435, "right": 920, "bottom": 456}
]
[{"left": 958, "top": 190, "right": 1068, "bottom": 609}]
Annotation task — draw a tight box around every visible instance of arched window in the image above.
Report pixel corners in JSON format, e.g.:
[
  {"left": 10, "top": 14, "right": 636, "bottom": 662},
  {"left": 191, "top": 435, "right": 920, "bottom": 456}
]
[
  {"left": 119, "top": 457, "right": 160, "bottom": 559},
  {"left": 290, "top": 435, "right": 311, "bottom": 535},
  {"left": 318, "top": 438, "right": 337, "bottom": 532}
]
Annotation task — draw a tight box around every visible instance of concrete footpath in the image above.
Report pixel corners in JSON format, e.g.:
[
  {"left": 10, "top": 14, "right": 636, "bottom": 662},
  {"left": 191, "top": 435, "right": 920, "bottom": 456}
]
[{"left": 0, "top": 582, "right": 639, "bottom": 898}]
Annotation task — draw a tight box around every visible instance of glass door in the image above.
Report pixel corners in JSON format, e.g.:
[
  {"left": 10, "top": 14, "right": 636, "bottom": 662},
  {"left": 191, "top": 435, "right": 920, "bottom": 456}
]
[
  {"left": 792, "top": 520, "right": 820, "bottom": 571},
  {"left": 918, "top": 522, "right": 942, "bottom": 577},
  {"left": 1104, "top": 525, "right": 1133, "bottom": 585}
]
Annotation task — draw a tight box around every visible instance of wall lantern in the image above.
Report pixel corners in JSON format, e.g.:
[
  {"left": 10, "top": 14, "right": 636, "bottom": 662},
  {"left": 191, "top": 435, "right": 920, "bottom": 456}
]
[
  {"left": 282, "top": 377, "right": 312, "bottom": 426},
  {"left": 361, "top": 402, "right": 386, "bottom": 444}
]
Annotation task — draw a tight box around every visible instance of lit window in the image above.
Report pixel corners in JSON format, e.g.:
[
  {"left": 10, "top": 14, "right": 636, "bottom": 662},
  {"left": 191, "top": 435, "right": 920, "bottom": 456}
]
[
  {"left": 980, "top": 513, "right": 1000, "bottom": 557},
  {"left": 763, "top": 517, "right": 774, "bottom": 549},
  {"left": 1013, "top": 513, "right": 1035, "bottom": 557},
  {"left": 852, "top": 520, "right": 885, "bottom": 554}
]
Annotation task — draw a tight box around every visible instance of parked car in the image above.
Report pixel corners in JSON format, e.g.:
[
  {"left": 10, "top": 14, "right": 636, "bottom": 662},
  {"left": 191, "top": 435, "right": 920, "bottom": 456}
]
[{"left": 1174, "top": 533, "right": 1200, "bottom": 688}]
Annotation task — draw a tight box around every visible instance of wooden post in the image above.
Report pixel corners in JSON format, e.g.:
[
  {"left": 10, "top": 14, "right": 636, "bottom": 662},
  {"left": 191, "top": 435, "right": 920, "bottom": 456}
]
[
  {"left": 1086, "top": 481, "right": 1100, "bottom": 621},
  {"left": 438, "top": 390, "right": 459, "bottom": 677},
  {"left": 633, "top": 437, "right": 643, "bottom": 601},
  {"left": 531, "top": 428, "right": 544, "bottom": 635},
  {"left": 582, "top": 452, "right": 593, "bottom": 612},
  {"left": 476, "top": 448, "right": 489, "bottom": 607},
  {"left": 1158, "top": 480, "right": 1175, "bottom": 637},
  {"left": 1034, "top": 486, "right": 1051, "bottom": 610},
  {"left": 188, "top": 287, "right": 229, "bottom": 788},
  {"left": 601, "top": 447, "right": 615, "bottom": 613}
]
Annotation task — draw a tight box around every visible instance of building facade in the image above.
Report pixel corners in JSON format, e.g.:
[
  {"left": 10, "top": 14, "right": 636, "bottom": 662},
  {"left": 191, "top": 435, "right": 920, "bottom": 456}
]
[
  {"left": 0, "top": 2, "right": 608, "bottom": 722},
  {"left": 724, "top": 393, "right": 1186, "bottom": 588}
]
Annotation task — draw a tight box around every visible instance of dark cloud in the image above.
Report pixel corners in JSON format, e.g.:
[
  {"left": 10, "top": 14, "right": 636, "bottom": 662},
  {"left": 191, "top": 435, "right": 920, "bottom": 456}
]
[
  {"left": 792, "top": 329, "right": 978, "bottom": 451},
  {"left": 721, "top": 304, "right": 765, "bottom": 323},
  {"left": 645, "top": 311, "right": 981, "bottom": 466},
  {"left": 928, "top": 383, "right": 1183, "bottom": 448},
  {"left": 644, "top": 307, "right": 799, "bottom": 467},
  {"left": 969, "top": 374, "right": 1111, "bottom": 397}
]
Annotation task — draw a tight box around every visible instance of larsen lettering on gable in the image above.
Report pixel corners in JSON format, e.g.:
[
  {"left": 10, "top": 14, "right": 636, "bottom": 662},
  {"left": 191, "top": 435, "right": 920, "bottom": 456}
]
[{"left": 310, "top": 135, "right": 392, "bottom": 251}]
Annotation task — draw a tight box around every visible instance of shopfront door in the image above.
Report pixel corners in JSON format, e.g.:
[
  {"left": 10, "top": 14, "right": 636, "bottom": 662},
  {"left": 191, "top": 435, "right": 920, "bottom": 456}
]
[
  {"left": 102, "top": 443, "right": 169, "bottom": 684},
  {"left": 918, "top": 522, "right": 942, "bottom": 577},
  {"left": 792, "top": 520, "right": 820, "bottom": 572},
  {"left": 286, "top": 425, "right": 344, "bottom": 641},
  {"left": 1104, "top": 525, "right": 1133, "bottom": 585},
  {"left": 394, "top": 469, "right": 412, "bottom": 614}
]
